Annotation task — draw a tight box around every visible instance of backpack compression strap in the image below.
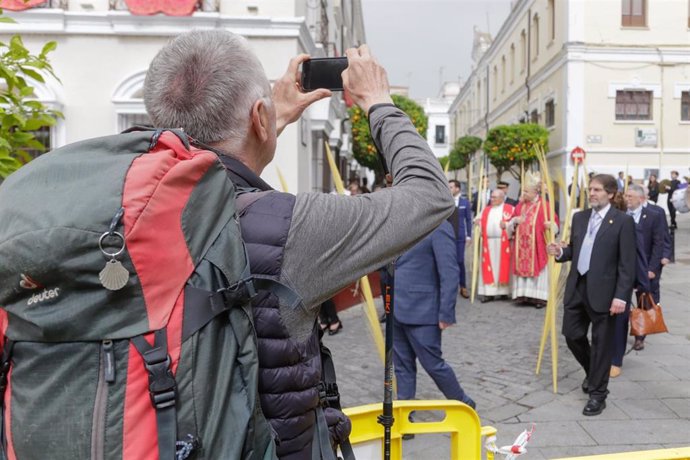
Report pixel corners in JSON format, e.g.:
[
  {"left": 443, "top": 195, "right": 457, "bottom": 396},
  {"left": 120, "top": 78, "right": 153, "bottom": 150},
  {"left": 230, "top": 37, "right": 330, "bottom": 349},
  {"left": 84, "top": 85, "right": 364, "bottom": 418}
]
[
  {"left": 131, "top": 330, "right": 178, "bottom": 460},
  {"left": 182, "top": 275, "right": 302, "bottom": 342}
]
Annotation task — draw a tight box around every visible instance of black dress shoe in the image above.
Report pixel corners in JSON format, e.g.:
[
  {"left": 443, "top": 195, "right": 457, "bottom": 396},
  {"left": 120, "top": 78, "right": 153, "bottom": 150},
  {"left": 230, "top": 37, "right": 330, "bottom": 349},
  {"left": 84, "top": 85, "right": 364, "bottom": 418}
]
[
  {"left": 583, "top": 398, "right": 606, "bottom": 416},
  {"left": 581, "top": 378, "right": 589, "bottom": 394},
  {"left": 480, "top": 296, "right": 493, "bottom": 303},
  {"left": 328, "top": 321, "right": 343, "bottom": 335}
]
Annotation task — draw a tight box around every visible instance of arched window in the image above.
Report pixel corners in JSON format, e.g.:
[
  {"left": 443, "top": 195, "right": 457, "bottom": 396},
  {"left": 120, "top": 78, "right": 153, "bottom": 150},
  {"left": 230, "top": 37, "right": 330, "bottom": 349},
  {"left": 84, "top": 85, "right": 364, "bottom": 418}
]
[{"left": 112, "top": 70, "right": 150, "bottom": 133}]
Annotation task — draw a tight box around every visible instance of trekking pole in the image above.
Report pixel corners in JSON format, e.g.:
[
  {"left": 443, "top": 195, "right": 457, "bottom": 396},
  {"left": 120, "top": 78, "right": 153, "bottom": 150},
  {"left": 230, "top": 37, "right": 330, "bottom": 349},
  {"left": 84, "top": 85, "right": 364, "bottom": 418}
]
[
  {"left": 378, "top": 263, "right": 395, "bottom": 460},
  {"left": 376, "top": 151, "right": 395, "bottom": 460}
]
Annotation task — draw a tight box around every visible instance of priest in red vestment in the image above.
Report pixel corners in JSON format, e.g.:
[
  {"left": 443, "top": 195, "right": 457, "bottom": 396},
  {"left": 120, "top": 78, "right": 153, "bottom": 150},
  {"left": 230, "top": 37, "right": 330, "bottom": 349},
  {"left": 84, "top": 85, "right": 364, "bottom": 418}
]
[
  {"left": 475, "top": 189, "right": 514, "bottom": 303},
  {"left": 507, "top": 172, "right": 559, "bottom": 308}
]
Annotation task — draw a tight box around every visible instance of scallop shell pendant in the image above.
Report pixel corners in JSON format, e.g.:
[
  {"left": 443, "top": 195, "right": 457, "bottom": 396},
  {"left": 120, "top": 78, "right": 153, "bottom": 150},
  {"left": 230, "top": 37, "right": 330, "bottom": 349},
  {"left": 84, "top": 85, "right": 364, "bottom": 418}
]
[{"left": 99, "top": 259, "right": 130, "bottom": 291}]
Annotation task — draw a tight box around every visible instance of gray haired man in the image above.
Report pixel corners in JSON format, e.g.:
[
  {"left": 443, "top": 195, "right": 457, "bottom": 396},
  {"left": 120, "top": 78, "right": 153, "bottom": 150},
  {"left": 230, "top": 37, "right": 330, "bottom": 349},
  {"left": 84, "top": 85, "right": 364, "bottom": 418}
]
[{"left": 145, "top": 30, "right": 455, "bottom": 459}]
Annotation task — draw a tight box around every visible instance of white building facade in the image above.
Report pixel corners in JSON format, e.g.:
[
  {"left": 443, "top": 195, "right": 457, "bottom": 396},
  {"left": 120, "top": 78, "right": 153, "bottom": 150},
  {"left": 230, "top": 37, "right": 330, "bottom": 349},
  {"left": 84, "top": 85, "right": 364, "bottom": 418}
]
[
  {"left": 0, "top": 0, "right": 366, "bottom": 193},
  {"left": 449, "top": 0, "right": 690, "bottom": 213},
  {"left": 421, "top": 81, "right": 460, "bottom": 158}
]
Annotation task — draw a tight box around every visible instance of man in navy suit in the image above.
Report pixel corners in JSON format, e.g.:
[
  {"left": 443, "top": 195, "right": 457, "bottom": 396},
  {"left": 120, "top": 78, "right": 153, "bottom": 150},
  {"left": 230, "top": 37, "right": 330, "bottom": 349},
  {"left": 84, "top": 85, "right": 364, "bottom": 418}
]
[
  {"left": 393, "top": 220, "right": 476, "bottom": 413},
  {"left": 449, "top": 180, "right": 473, "bottom": 298},
  {"left": 547, "top": 174, "right": 635, "bottom": 416},
  {"left": 626, "top": 184, "right": 666, "bottom": 351}
]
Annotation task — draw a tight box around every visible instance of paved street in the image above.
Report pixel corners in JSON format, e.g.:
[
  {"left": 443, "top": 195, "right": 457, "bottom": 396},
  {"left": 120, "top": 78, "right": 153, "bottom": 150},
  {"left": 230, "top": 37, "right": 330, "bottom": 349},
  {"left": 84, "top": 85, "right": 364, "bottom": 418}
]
[{"left": 326, "top": 212, "right": 690, "bottom": 459}]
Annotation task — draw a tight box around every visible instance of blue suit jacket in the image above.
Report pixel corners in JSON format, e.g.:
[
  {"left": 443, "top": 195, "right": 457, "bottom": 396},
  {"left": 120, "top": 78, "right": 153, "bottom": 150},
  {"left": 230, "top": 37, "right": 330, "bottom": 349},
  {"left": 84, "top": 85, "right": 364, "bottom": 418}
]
[
  {"left": 455, "top": 197, "right": 472, "bottom": 240},
  {"left": 633, "top": 225, "right": 651, "bottom": 292},
  {"left": 636, "top": 206, "right": 665, "bottom": 275},
  {"left": 645, "top": 203, "right": 671, "bottom": 260},
  {"left": 393, "top": 221, "right": 460, "bottom": 326}
]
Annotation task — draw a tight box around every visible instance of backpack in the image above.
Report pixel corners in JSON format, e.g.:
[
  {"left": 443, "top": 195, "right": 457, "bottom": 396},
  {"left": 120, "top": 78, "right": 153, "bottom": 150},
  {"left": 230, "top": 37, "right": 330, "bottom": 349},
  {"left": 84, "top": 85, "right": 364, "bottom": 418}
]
[{"left": 0, "top": 128, "right": 299, "bottom": 460}]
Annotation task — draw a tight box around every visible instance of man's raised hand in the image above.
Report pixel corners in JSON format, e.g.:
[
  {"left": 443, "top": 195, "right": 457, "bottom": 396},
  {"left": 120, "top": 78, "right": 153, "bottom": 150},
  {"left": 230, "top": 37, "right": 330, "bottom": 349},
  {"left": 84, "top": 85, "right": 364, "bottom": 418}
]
[
  {"left": 273, "top": 54, "right": 332, "bottom": 136},
  {"left": 342, "top": 45, "right": 393, "bottom": 113}
]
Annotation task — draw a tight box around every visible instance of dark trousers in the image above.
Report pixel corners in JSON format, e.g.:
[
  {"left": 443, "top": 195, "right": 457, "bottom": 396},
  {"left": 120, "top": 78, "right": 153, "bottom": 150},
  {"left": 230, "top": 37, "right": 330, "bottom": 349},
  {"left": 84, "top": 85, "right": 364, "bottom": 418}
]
[
  {"left": 562, "top": 275, "right": 616, "bottom": 400},
  {"left": 393, "top": 319, "right": 470, "bottom": 403},
  {"left": 668, "top": 200, "right": 677, "bottom": 226},
  {"left": 456, "top": 241, "right": 467, "bottom": 288}
]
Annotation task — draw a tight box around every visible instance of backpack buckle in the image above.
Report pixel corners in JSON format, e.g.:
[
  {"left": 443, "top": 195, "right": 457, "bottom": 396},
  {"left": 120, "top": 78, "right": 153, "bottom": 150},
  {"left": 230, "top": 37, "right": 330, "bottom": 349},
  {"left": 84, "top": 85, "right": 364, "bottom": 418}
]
[
  {"left": 142, "top": 355, "right": 177, "bottom": 410},
  {"left": 318, "top": 381, "right": 341, "bottom": 408}
]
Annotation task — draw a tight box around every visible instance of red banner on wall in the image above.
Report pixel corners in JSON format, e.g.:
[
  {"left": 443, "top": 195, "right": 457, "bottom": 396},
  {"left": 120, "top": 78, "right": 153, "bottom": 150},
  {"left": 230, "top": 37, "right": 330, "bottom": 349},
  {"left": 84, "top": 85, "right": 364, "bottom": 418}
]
[
  {"left": 124, "top": 0, "right": 198, "bottom": 16},
  {"left": 0, "top": 0, "right": 47, "bottom": 11}
]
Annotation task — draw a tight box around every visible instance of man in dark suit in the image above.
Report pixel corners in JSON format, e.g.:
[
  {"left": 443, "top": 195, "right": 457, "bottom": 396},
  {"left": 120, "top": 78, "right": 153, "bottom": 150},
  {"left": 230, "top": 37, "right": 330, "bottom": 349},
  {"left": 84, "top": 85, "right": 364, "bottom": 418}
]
[
  {"left": 496, "top": 181, "right": 518, "bottom": 206},
  {"left": 449, "top": 180, "right": 473, "bottom": 298},
  {"left": 628, "top": 185, "right": 668, "bottom": 350},
  {"left": 547, "top": 174, "right": 635, "bottom": 416},
  {"left": 393, "top": 220, "right": 475, "bottom": 412}
]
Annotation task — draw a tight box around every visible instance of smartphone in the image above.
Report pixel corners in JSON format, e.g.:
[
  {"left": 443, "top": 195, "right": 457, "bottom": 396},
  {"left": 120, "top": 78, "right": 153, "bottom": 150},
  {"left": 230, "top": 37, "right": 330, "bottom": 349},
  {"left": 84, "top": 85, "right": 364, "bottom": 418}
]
[{"left": 301, "top": 57, "right": 348, "bottom": 92}]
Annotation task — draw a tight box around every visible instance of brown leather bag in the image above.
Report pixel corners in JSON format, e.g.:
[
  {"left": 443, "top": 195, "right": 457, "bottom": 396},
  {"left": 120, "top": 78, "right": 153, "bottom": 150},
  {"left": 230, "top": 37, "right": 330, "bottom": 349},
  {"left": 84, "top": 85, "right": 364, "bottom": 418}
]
[{"left": 630, "top": 292, "right": 669, "bottom": 336}]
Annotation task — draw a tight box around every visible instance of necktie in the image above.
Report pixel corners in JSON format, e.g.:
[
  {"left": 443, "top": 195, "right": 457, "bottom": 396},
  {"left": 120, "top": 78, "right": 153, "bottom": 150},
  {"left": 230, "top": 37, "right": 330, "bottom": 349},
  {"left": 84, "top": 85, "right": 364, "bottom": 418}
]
[{"left": 577, "top": 212, "right": 602, "bottom": 275}]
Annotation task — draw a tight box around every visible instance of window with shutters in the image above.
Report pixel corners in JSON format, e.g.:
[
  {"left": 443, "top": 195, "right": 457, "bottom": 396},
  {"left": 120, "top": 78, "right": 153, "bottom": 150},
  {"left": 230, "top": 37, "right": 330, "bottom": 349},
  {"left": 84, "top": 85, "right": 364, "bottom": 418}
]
[
  {"left": 25, "top": 126, "right": 52, "bottom": 159},
  {"left": 435, "top": 125, "right": 446, "bottom": 145},
  {"left": 615, "top": 90, "right": 652, "bottom": 120},
  {"left": 622, "top": 0, "right": 646, "bottom": 27},
  {"left": 681, "top": 91, "right": 690, "bottom": 121},
  {"left": 545, "top": 100, "right": 555, "bottom": 127},
  {"left": 530, "top": 109, "right": 539, "bottom": 124}
]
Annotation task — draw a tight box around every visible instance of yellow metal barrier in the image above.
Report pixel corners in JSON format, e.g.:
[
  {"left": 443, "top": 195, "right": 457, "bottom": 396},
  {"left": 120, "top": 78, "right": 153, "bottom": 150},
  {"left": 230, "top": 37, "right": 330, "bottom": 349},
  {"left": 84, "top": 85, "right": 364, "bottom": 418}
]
[
  {"left": 343, "top": 400, "right": 496, "bottom": 459},
  {"left": 553, "top": 447, "right": 690, "bottom": 460}
]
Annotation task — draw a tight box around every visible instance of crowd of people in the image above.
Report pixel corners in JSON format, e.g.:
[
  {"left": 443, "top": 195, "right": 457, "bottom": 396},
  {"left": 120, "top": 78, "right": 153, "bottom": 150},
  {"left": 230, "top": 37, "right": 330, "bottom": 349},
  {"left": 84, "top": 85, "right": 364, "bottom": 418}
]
[{"left": 359, "top": 164, "right": 682, "bottom": 422}]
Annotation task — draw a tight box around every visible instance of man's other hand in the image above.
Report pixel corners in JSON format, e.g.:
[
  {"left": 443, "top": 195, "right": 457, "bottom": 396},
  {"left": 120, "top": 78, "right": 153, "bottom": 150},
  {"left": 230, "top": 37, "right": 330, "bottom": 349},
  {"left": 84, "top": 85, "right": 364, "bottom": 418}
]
[
  {"left": 546, "top": 242, "right": 561, "bottom": 256},
  {"left": 439, "top": 321, "right": 453, "bottom": 330},
  {"left": 342, "top": 45, "right": 393, "bottom": 113},
  {"left": 609, "top": 298, "right": 626, "bottom": 315},
  {"left": 273, "top": 54, "right": 332, "bottom": 136},
  {"left": 648, "top": 271, "right": 656, "bottom": 279}
]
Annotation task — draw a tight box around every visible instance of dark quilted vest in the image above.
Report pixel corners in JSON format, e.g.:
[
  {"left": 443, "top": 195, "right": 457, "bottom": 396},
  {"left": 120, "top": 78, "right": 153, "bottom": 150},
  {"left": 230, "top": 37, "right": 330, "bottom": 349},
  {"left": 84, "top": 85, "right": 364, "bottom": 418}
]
[{"left": 238, "top": 191, "right": 323, "bottom": 459}]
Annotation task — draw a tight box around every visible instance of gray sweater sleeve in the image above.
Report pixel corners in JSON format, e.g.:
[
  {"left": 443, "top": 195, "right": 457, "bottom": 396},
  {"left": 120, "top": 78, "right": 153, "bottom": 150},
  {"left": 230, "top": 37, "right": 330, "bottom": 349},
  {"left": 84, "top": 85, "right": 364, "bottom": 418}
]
[{"left": 279, "top": 106, "right": 455, "bottom": 340}]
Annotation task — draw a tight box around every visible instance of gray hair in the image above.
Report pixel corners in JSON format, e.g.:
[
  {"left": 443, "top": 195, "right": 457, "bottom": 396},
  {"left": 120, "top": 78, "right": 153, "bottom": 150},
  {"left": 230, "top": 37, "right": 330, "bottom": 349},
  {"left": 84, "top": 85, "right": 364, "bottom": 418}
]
[
  {"left": 628, "top": 183, "right": 645, "bottom": 197},
  {"left": 144, "top": 30, "right": 271, "bottom": 144}
]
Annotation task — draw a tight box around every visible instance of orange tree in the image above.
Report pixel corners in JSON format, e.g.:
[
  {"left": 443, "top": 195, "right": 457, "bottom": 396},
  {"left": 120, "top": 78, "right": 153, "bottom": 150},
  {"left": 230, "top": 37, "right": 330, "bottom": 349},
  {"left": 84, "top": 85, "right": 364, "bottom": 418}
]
[
  {"left": 349, "top": 94, "right": 427, "bottom": 184},
  {"left": 448, "top": 135, "right": 482, "bottom": 172},
  {"left": 0, "top": 7, "right": 62, "bottom": 179},
  {"left": 483, "top": 123, "right": 548, "bottom": 180}
]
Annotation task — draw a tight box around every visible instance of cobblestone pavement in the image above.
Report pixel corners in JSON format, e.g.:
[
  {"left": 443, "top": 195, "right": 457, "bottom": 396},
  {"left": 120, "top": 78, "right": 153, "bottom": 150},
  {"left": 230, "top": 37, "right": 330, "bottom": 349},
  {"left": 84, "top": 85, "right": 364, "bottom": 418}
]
[{"left": 325, "top": 212, "right": 690, "bottom": 459}]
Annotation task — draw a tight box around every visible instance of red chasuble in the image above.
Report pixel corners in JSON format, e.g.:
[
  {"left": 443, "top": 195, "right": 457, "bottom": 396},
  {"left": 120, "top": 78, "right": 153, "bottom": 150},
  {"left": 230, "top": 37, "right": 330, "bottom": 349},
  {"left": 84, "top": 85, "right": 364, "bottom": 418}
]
[
  {"left": 513, "top": 198, "right": 559, "bottom": 277},
  {"left": 480, "top": 203, "right": 514, "bottom": 285}
]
